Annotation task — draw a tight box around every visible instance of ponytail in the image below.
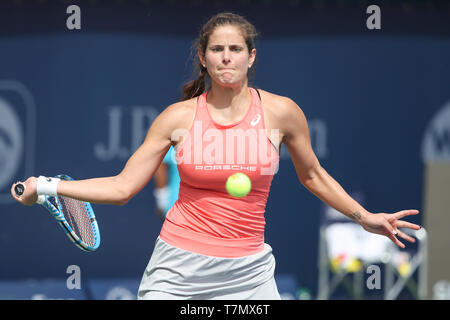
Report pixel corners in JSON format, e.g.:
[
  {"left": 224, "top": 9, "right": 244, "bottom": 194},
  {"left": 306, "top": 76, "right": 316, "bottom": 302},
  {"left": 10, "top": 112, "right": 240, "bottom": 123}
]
[{"left": 181, "top": 65, "right": 207, "bottom": 101}]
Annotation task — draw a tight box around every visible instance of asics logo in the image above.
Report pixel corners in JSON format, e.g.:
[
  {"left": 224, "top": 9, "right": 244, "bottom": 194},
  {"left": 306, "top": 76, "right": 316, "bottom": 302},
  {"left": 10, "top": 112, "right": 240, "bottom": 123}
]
[{"left": 250, "top": 114, "right": 261, "bottom": 126}]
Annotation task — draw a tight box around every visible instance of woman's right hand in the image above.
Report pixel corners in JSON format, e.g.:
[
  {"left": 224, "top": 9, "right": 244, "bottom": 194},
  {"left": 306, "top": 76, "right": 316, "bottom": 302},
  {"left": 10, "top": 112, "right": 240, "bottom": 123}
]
[{"left": 10, "top": 177, "right": 38, "bottom": 206}]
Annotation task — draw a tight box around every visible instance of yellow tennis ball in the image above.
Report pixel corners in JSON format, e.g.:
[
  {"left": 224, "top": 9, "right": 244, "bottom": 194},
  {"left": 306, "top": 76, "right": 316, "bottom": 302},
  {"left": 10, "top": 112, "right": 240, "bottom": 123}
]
[
  {"left": 398, "top": 262, "right": 411, "bottom": 277},
  {"left": 226, "top": 172, "right": 252, "bottom": 198}
]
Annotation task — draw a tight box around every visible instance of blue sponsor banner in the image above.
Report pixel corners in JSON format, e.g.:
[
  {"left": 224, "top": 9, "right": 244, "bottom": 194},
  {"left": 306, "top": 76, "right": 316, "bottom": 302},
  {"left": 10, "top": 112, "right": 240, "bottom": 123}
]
[{"left": 2, "top": 32, "right": 449, "bottom": 296}]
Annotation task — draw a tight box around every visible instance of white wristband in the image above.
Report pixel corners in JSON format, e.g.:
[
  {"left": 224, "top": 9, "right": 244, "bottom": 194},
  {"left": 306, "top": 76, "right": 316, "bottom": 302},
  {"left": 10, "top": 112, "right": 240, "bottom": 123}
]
[
  {"left": 36, "top": 194, "right": 46, "bottom": 205},
  {"left": 36, "top": 176, "right": 61, "bottom": 197}
]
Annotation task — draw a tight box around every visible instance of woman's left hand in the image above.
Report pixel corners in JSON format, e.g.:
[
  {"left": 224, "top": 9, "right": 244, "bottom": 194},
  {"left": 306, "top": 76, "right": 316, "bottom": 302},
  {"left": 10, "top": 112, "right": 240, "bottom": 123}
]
[{"left": 361, "top": 210, "right": 421, "bottom": 248}]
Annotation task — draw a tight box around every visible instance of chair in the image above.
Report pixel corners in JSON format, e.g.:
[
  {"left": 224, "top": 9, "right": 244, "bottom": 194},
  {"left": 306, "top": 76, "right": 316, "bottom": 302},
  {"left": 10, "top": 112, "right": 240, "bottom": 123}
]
[
  {"left": 317, "top": 194, "right": 428, "bottom": 300},
  {"left": 383, "top": 227, "right": 428, "bottom": 300}
]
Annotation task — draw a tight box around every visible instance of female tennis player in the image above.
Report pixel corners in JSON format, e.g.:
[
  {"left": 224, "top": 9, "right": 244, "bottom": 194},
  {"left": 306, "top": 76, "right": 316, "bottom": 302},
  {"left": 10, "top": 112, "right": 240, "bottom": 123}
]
[{"left": 11, "top": 12, "right": 420, "bottom": 300}]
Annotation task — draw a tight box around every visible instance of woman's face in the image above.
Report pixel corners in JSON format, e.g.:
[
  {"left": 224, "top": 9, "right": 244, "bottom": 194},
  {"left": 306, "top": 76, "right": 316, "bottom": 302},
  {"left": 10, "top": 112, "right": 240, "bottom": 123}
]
[{"left": 200, "top": 24, "right": 256, "bottom": 88}]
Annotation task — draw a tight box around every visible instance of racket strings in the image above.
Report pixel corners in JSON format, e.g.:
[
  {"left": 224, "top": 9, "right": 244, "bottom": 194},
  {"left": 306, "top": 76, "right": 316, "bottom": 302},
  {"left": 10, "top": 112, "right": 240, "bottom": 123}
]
[{"left": 58, "top": 196, "right": 97, "bottom": 247}]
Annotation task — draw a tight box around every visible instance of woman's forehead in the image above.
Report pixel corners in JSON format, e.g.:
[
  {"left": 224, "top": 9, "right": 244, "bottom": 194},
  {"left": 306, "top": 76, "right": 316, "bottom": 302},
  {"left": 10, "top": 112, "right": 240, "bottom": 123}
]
[{"left": 208, "top": 25, "right": 246, "bottom": 45}]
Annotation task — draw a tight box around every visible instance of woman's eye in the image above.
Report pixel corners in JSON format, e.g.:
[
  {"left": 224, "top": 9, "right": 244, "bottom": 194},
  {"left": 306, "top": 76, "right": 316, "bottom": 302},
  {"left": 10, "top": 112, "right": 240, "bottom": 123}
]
[{"left": 210, "top": 47, "right": 242, "bottom": 52}]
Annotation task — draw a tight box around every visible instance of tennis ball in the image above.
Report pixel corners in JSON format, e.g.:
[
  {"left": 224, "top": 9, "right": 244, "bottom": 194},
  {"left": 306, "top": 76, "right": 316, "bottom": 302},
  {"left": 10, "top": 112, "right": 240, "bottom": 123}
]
[{"left": 226, "top": 172, "right": 251, "bottom": 198}]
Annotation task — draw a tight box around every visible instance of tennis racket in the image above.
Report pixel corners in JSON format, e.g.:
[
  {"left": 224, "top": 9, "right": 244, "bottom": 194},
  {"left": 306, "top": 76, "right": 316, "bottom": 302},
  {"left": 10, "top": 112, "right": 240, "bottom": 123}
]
[{"left": 14, "top": 174, "right": 101, "bottom": 252}]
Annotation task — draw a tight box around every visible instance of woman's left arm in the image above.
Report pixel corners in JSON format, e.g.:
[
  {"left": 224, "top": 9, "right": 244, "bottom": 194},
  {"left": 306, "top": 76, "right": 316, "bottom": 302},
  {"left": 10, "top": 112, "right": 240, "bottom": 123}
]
[{"left": 279, "top": 97, "right": 420, "bottom": 248}]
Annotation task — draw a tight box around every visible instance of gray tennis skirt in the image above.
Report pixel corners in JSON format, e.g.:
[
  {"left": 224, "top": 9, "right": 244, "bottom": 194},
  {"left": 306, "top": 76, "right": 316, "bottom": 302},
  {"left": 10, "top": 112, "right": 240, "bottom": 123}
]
[{"left": 137, "top": 236, "right": 280, "bottom": 300}]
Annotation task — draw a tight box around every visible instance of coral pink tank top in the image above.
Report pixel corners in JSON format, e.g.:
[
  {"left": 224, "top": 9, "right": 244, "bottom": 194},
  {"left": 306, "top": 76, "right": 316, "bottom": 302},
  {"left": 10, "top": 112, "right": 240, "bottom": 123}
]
[{"left": 159, "top": 87, "right": 280, "bottom": 258}]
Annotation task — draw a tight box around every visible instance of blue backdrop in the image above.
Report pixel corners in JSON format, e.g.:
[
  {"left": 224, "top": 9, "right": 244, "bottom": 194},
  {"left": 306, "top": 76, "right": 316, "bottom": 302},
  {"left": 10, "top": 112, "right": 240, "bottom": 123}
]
[{"left": 1, "top": 1, "right": 449, "bottom": 299}]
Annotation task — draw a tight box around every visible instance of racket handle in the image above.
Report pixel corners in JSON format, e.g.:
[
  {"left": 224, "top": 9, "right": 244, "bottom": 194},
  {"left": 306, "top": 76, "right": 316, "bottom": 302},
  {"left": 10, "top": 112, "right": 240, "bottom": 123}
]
[{"left": 14, "top": 183, "right": 25, "bottom": 196}]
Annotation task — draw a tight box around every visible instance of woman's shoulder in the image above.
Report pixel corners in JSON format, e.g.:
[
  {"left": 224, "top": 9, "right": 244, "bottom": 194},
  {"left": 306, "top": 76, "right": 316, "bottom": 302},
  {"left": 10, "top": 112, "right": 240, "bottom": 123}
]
[
  {"left": 158, "top": 97, "right": 198, "bottom": 130},
  {"left": 256, "top": 88, "right": 303, "bottom": 122},
  {"left": 164, "top": 97, "right": 197, "bottom": 115}
]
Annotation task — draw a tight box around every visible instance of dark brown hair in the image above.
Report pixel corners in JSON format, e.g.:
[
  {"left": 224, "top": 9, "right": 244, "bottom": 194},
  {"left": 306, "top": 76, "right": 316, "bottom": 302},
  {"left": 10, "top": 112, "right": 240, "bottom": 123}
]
[{"left": 180, "top": 12, "right": 259, "bottom": 101}]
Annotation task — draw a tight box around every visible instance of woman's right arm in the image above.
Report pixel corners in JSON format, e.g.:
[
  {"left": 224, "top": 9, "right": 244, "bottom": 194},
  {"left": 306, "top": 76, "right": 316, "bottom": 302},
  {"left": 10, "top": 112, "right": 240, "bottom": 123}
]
[{"left": 11, "top": 101, "right": 194, "bottom": 206}]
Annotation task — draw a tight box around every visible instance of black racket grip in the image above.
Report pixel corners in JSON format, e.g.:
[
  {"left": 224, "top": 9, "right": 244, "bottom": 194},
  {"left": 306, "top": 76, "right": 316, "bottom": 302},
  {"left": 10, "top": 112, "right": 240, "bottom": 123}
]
[{"left": 14, "top": 183, "right": 25, "bottom": 196}]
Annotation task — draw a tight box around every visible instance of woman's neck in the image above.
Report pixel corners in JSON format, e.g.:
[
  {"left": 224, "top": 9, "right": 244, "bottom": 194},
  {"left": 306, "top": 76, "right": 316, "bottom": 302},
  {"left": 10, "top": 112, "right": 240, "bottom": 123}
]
[{"left": 207, "top": 82, "right": 250, "bottom": 111}]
